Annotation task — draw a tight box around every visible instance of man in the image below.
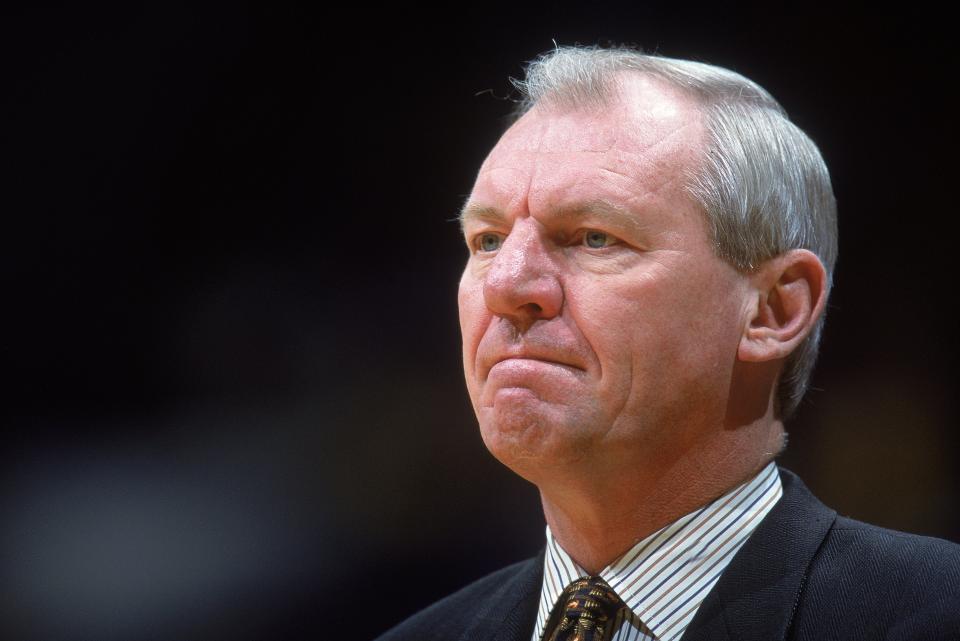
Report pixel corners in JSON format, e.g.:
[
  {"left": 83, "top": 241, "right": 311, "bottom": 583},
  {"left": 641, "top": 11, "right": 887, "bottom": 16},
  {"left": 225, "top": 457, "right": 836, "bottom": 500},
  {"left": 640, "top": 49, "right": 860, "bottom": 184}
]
[{"left": 377, "top": 46, "right": 960, "bottom": 641}]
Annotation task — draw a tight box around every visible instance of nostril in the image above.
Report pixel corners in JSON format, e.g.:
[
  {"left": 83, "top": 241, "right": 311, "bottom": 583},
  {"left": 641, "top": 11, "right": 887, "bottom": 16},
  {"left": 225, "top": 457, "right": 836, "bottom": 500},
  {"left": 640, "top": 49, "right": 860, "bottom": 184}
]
[{"left": 526, "top": 303, "right": 543, "bottom": 313}]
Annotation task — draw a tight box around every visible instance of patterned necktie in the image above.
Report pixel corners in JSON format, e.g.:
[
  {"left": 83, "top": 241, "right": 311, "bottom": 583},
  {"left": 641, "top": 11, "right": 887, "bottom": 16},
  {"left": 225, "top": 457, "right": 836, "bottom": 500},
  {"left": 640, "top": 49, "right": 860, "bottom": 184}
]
[{"left": 543, "top": 576, "right": 627, "bottom": 641}]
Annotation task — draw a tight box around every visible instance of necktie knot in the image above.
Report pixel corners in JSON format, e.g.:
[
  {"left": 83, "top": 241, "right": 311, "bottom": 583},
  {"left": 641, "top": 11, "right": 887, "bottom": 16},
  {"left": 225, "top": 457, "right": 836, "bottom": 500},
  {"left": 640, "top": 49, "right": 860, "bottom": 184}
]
[{"left": 545, "top": 576, "right": 625, "bottom": 641}]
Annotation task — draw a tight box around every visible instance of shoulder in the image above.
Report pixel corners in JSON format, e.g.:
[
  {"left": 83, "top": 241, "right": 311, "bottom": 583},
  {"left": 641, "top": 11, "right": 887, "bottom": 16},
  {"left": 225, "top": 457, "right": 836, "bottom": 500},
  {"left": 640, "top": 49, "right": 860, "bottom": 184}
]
[
  {"left": 813, "top": 516, "right": 959, "bottom": 602},
  {"left": 716, "top": 468, "right": 960, "bottom": 639},
  {"left": 374, "top": 553, "right": 543, "bottom": 641},
  {"left": 825, "top": 513, "right": 960, "bottom": 571},
  {"left": 796, "top": 503, "right": 960, "bottom": 638}
]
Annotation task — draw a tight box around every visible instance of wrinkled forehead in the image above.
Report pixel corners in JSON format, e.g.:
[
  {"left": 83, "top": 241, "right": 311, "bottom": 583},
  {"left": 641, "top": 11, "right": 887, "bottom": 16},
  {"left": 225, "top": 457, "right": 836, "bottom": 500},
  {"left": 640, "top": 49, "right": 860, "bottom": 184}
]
[
  {"left": 481, "top": 73, "right": 705, "bottom": 172},
  {"left": 472, "top": 74, "right": 707, "bottom": 212}
]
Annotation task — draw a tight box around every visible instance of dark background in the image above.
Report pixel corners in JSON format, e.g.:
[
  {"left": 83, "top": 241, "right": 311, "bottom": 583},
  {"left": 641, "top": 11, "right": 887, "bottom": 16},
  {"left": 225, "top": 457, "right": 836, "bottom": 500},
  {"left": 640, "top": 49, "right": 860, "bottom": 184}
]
[{"left": 2, "top": 5, "right": 956, "bottom": 640}]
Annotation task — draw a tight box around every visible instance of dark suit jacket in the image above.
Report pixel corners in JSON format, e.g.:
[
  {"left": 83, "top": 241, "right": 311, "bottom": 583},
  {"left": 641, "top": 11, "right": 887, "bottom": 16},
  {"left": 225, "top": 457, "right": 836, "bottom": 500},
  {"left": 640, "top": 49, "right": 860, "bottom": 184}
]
[{"left": 375, "top": 468, "right": 960, "bottom": 641}]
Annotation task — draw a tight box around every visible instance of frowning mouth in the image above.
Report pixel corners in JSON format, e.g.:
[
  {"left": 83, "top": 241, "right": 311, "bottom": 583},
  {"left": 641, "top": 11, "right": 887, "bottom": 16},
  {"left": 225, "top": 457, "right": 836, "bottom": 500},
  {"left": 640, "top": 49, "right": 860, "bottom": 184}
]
[
  {"left": 494, "top": 356, "right": 581, "bottom": 368},
  {"left": 485, "top": 356, "right": 586, "bottom": 380},
  {"left": 475, "top": 333, "right": 589, "bottom": 381}
]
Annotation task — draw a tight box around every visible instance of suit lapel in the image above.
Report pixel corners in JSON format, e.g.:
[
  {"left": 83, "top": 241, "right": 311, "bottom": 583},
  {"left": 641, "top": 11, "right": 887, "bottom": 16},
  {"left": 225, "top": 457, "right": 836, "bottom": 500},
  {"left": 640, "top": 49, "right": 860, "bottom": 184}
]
[
  {"left": 680, "top": 468, "right": 836, "bottom": 641},
  {"left": 460, "top": 548, "right": 544, "bottom": 641}
]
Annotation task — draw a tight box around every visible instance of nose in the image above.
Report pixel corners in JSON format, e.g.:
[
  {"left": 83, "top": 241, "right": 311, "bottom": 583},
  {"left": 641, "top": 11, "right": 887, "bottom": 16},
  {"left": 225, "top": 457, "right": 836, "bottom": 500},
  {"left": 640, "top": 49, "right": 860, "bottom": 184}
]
[{"left": 482, "top": 219, "right": 563, "bottom": 333}]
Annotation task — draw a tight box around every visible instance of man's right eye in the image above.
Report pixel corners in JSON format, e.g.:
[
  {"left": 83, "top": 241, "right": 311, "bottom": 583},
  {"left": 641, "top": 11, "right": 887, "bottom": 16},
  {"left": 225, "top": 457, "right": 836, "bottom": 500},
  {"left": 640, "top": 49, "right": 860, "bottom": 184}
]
[{"left": 475, "top": 233, "right": 503, "bottom": 253}]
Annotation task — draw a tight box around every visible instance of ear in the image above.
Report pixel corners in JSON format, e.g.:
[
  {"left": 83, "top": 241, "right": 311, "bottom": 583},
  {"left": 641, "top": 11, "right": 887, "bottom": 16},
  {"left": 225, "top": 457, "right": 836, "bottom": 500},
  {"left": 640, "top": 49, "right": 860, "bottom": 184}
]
[{"left": 738, "top": 249, "right": 829, "bottom": 363}]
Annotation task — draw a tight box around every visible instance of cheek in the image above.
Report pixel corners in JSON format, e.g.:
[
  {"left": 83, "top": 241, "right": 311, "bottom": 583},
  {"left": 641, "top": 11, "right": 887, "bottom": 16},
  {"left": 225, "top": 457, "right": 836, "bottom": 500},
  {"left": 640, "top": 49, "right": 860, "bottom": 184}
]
[
  {"left": 566, "top": 286, "right": 642, "bottom": 402},
  {"left": 457, "top": 273, "right": 488, "bottom": 372},
  {"left": 580, "top": 271, "right": 736, "bottom": 385},
  {"left": 623, "top": 270, "right": 746, "bottom": 389}
]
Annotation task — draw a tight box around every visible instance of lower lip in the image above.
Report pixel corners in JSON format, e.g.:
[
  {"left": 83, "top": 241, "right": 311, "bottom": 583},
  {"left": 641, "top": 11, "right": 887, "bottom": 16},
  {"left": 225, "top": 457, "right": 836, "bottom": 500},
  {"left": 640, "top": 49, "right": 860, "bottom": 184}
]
[{"left": 487, "top": 358, "right": 582, "bottom": 381}]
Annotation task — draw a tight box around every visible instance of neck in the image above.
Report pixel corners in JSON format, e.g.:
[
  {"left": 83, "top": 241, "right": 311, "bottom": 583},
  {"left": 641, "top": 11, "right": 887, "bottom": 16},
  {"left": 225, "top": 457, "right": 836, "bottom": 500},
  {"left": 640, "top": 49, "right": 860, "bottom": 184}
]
[{"left": 539, "top": 418, "right": 784, "bottom": 574}]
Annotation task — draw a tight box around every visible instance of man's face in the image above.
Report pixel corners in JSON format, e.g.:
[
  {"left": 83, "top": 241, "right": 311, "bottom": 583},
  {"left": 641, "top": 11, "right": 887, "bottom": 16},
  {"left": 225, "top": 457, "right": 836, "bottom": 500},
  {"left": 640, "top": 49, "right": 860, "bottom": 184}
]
[{"left": 458, "top": 77, "right": 753, "bottom": 481}]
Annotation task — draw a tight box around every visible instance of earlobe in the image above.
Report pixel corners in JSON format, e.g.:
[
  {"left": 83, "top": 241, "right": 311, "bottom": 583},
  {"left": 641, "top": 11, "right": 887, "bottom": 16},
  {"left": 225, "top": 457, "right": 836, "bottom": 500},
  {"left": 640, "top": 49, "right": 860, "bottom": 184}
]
[{"left": 738, "top": 250, "right": 828, "bottom": 363}]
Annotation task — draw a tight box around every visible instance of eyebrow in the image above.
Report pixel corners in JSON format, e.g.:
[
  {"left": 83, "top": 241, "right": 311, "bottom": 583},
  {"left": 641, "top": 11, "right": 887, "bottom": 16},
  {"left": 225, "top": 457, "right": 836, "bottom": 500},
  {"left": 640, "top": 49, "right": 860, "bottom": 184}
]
[
  {"left": 459, "top": 199, "right": 648, "bottom": 236},
  {"left": 458, "top": 204, "right": 505, "bottom": 232}
]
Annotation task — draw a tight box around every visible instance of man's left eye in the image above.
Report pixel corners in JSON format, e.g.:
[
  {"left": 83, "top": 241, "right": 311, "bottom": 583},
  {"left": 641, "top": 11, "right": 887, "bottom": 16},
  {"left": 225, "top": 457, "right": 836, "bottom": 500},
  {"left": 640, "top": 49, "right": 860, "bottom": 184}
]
[{"left": 583, "top": 231, "right": 616, "bottom": 248}]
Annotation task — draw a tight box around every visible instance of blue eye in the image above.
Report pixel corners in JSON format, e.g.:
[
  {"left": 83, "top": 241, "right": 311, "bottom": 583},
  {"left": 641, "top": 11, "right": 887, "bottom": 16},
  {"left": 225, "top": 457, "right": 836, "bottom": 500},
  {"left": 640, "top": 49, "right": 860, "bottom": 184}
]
[
  {"left": 584, "top": 231, "right": 613, "bottom": 248},
  {"left": 477, "top": 233, "right": 503, "bottom": 252}
]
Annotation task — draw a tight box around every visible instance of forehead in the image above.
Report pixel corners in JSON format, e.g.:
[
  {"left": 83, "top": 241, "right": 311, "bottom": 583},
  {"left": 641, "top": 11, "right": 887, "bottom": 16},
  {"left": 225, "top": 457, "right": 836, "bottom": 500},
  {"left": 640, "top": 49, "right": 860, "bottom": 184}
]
[{"left": 470, "top": 75, "right": 705, "bottom": 218}]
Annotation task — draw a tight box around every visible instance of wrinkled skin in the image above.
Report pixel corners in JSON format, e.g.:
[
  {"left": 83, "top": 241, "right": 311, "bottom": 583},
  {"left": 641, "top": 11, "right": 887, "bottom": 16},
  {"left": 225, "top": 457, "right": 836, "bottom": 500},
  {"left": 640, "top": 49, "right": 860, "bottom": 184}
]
[{"left": 458, "top": 76, "right": 755, "bottom": 486}]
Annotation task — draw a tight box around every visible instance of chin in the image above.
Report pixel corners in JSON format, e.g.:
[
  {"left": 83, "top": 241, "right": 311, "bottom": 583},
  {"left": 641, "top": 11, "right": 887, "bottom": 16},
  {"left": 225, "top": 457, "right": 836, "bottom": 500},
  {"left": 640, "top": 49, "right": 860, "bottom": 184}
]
[{"left": 477, "top": 402, "right": 594, "bottom": 479}]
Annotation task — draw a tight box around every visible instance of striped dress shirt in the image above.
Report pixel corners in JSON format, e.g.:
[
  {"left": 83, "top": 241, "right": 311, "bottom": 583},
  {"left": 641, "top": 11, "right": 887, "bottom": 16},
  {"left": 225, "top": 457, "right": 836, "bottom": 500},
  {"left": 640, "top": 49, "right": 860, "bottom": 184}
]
[{"left": 532, "top": 462, "right": 783, "bottom": 641}]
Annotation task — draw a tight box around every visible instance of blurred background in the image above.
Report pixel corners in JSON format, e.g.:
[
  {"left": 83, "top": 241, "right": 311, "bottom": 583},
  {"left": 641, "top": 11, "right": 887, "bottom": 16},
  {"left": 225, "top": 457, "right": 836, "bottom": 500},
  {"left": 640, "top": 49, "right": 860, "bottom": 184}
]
[{"left": 2, "top": 4, "right": 956, "bottom": 640}]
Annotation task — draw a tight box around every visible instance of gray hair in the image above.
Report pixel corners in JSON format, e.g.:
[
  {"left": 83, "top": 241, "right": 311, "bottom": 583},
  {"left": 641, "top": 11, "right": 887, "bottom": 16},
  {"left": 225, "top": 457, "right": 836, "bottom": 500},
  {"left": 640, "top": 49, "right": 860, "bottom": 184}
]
[{"left": 510, "top": 45, "right": 838, "bottom": 418}]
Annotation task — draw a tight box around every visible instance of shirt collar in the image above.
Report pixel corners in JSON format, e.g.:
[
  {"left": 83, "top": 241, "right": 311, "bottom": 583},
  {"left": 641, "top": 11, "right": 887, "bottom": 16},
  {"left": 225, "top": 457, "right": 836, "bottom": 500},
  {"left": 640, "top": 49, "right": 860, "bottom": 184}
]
[{"left": 533, "top": 462, "right": 783, "bottom": 641}]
